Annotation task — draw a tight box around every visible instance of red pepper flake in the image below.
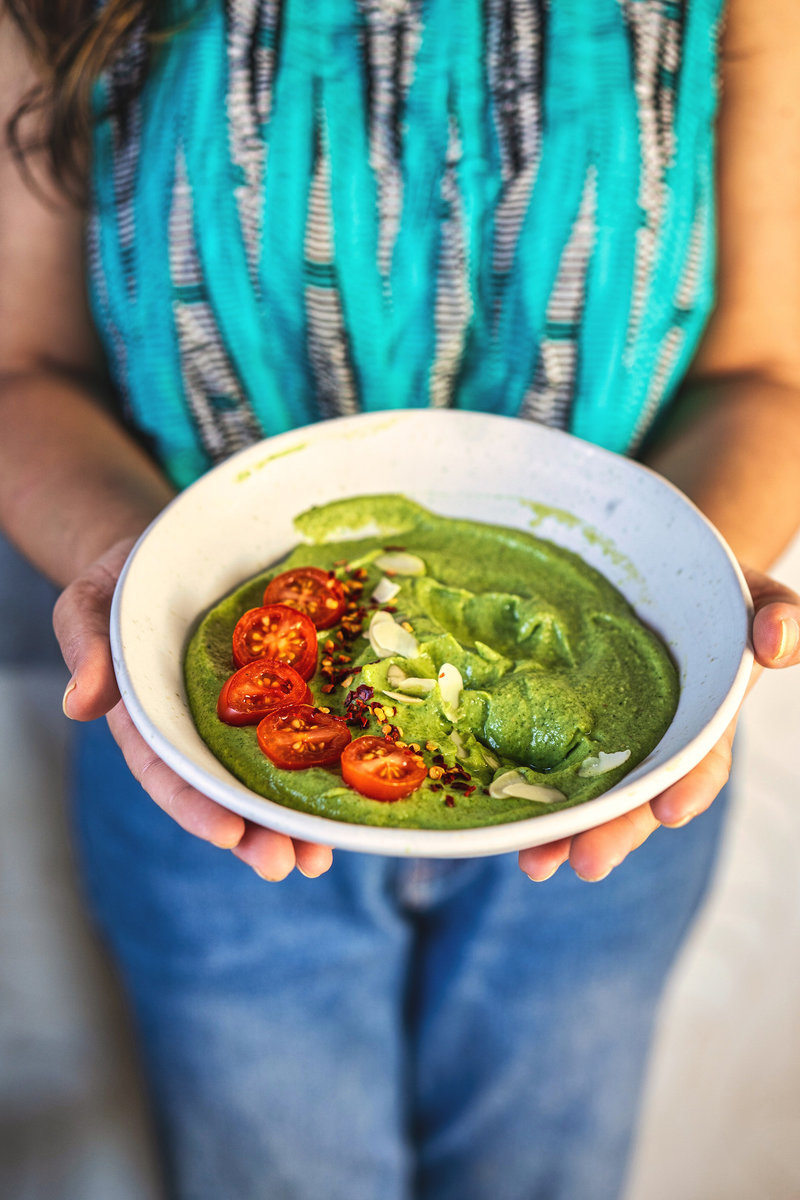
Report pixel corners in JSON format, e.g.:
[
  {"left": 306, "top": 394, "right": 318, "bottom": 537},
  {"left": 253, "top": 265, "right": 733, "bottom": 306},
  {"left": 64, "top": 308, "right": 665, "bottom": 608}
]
[
  {"left": 444, "top": 796, "right": 456, "bottom": 808},
  {"left": 344, "top": 684, "right": 375, "bottom": 729},
  {"left": 426, "top": 758, "right": 474, "bottom": 792},
  {"left": 339, "top": 607, "right": 367, "bottom": 640}
]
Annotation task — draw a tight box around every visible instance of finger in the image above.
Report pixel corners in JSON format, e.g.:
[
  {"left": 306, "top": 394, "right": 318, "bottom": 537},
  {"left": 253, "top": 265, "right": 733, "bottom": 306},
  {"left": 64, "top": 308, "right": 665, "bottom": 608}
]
[
  {"left": 231, "top": 824, "right": 298, "bottom": 881},
  {"left": 752, "top": 602, "right": 800, "bottom": 668},
  {"left": 741, "top": 565, "right": 800, "bottom": 670},
  {"left": 292, "top": 839, "right": 334, "bottom": 879},
  {"left": 54, "top": 549, "right": 132, "bottom": 720},
  {"left": 55, "top": 576, "right": 121, "bottom": 718},
  {"left": 567, "top": 801, "right": 661, "bottom": 882},
  {"left": 107, "top": 702, "right": 246, "bottom": 848},
  {"left": 518, "top": 837, "right": 572, "bottom": 882},
  {"left": 650, "top": 722, "right": 734, "bottom": 828}
]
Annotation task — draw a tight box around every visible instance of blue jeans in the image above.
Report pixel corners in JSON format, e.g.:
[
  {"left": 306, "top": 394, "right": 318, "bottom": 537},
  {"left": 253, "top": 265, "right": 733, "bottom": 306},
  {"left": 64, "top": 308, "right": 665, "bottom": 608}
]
[{"left": 72, "top": 719, "right": 728, "bottom": 1200}]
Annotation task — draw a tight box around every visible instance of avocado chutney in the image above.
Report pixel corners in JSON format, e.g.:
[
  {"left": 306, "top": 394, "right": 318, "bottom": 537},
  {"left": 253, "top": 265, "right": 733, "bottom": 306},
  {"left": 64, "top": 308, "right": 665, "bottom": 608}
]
[{"left": 183, "top": 495, "right": 679, "bottom": 829}]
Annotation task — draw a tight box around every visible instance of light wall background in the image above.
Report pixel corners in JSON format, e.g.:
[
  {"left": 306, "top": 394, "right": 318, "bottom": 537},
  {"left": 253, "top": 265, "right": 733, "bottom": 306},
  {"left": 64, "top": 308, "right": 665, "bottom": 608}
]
[{"left": 1, "top": 529, "right": 799, "bottom": 1200}]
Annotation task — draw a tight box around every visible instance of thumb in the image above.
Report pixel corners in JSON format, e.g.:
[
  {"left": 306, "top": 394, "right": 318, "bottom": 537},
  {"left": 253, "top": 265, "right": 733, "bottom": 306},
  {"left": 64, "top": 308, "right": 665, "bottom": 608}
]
[
  {"left": 744, "top": 566, "right": 800, "bottom": 669},
  {"left": 53, "top": 540, "right": 135, "bottom": 721}
]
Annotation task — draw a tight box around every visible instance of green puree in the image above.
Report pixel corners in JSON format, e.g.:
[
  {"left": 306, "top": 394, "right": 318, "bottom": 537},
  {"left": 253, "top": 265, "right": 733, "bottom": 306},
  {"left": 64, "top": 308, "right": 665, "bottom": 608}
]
[{"left": 184, "top": 495, "right": 679, "bottom": 830}]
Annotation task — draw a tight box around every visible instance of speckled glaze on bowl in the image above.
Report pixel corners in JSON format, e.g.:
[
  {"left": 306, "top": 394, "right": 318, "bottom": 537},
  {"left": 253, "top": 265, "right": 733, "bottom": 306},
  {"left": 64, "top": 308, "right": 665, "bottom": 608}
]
[{"left": 110, "top": 410, "right": 753, "bottom": 857}]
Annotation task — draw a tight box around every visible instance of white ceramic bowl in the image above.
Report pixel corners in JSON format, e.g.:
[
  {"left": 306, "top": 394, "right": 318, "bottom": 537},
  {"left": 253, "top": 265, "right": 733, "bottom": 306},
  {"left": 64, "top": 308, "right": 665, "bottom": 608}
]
[{"left": 110, "top": 410, "right": 753, "bottom": 857}]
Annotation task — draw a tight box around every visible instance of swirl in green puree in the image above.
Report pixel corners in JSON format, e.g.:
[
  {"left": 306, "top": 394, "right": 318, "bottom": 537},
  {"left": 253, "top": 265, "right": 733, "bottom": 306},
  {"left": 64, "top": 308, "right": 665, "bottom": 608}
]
[{"left": 184, "top": 495, "right": 679, "bottom": 829}]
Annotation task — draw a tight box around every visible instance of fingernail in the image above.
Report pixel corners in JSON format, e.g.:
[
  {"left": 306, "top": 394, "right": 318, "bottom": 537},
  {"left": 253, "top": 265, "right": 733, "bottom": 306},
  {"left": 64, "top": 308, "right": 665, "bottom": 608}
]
[
  {"left": 525, "top": 864, "right": 560, "bottom": 882},
  {"left": 62, "top": 678, "right": 77, "bottom": 718},
  {"left": 665, "top": 812, "right": 696, "bottom": 829},
  {"left": 296, "top": 866, "right": 320, "bottom": 879},
  {"left": 575, "top": 866, "right": 613, "bottom": 883},
  {"left": 211, "top": 835, "right": 240, "bottom": 850},
  {"left": 777, "top": 617, "right": 799, "bottom": 663}
]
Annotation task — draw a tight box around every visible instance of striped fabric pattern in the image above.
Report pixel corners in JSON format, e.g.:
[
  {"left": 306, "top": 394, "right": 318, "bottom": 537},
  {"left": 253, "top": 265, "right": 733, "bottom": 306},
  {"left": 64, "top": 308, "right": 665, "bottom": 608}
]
[{"left": 89, "top": 0, "right": 724, "bottom": 489}]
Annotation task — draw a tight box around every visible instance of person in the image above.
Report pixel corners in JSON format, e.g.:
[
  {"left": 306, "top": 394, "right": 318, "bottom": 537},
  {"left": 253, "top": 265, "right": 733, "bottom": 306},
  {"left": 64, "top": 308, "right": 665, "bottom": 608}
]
[{"left": 1, "top": 1, "right": 799, "bottom": 1197}]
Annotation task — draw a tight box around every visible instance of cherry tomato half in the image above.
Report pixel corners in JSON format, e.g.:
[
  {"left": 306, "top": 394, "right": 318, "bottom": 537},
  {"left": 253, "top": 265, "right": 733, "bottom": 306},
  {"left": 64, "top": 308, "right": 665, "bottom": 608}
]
[
  {"left": 340, "top": 736, "right": 427, "bottom": 802},
  {"left": 257, "top": 704, "right": 352, "bottom": 769},
  {"left": 263, "top": 567, "right": 347, "bottom": 630},
  {"left": 232, "top": 604, "right": 318, "bottom": 679},
  {"left": 217, "top": 659, "right": 308, "bottom": 726}
]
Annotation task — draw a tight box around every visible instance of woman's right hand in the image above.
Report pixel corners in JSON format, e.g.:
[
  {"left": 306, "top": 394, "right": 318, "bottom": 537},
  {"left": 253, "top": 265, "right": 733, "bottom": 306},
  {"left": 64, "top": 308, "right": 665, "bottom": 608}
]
[{"left": 54, "top": 538, "right": 334, "bottom": 881}]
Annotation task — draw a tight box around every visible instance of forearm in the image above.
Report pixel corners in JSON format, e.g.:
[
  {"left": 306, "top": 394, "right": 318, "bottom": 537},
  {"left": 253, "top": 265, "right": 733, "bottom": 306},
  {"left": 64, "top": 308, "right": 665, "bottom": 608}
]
[
  {"left": 643, "top": 372, "right": 800, "bottom": 571},
  {"left": 0, "top": 370, "right": 175, "bottom": 586}
]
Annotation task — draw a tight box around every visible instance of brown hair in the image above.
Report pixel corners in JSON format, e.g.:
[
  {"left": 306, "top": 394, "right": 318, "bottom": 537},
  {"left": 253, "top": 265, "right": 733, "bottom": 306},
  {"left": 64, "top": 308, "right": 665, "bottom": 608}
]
[{"left": 4, "top": 0, "right": 164, "bottom": 198}]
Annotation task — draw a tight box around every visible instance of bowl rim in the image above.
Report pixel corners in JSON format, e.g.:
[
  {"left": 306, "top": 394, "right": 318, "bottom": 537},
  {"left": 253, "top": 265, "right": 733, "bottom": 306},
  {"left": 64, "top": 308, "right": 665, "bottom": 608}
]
[{"left": 110, "top": 410, "right": 754, "bottom": 858}]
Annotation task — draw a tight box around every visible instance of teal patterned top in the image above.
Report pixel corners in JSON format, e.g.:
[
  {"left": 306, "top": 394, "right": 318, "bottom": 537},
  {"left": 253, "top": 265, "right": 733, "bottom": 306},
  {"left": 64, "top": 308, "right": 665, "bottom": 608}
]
[{"left": 89, "top": 0, "right": 724, "bottom": 489}]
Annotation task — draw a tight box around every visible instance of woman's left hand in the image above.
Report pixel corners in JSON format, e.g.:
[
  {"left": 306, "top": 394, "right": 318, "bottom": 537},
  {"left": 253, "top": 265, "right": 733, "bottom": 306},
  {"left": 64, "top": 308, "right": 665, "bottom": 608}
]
[{"left": 518, "top": 565, "right": 800, "bottom": 884}]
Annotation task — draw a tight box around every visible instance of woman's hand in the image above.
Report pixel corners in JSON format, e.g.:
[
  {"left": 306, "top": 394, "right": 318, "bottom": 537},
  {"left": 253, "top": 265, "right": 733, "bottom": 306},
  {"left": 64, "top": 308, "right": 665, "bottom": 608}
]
[
  {"left": 55, "top": 538, "right": 333, "bottom": 881},
  {"left": 518, "top": 565, "right": 800, "bottom": 884}
]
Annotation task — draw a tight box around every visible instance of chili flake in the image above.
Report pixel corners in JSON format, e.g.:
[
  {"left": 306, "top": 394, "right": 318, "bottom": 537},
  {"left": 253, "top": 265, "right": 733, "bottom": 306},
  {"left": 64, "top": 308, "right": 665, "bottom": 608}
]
[{"left": 344, "top": 684, "right": 374, "bottom": 728}]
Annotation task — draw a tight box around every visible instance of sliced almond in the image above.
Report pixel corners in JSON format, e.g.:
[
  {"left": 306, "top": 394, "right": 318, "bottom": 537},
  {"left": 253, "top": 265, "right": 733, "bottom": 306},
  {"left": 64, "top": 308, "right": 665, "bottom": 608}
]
[
  {"left": 368, "top": 609, "right": 419, "bottom": 660},
  {"left": 372, "top": 576, "right": 401, "bottom": 604},
  {"left": 374, "top": 551, "right": 426, "bottom": 576},
  {"left": 437, "top": 663, "right": 463, "bottom": 721},
  {"left": 479, "top": 745, "right": 500, "bottom": 769},
  {"left": 393, "top": 676, "right": 435, "bottom": 697},
  {"left": 488, "top": 770, "right": 565, "bottom": 804},
  {"left": 380, "top": 689, "right": 425, "bottom": 705},
  {"left": 577, "top": 749, "right": 631, "bottom": 778},
  {"left": 449, "top": 729, "right": 466, "bottom": 756}
]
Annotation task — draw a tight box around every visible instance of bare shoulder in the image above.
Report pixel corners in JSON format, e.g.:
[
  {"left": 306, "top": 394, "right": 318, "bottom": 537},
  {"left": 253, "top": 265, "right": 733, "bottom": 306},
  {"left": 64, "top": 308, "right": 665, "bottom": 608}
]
[
  {"left": 689, "top": 0, "right": 800, "bottom": 386},
  {"left": 0, "top": 14, "right": 104, "bottom": 381}
]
